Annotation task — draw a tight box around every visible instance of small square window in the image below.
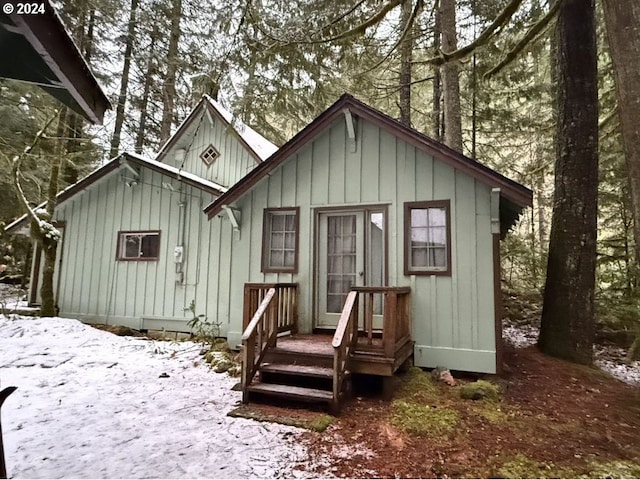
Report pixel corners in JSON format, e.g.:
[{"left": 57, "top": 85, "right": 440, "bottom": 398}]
[
  {"left": 117, "top": 231, "right": 160, "bottom": 261},
  {"left": 200, "top": 144, "right": 219, "bottom": 166}
]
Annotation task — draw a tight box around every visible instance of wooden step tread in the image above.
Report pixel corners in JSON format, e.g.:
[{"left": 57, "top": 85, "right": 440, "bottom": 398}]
[
  {"left": 247, "top": 382, "right": 333, "bottom": 402},
  {"left": 260, "top": 363, "right": 334, "bottom": 378}
]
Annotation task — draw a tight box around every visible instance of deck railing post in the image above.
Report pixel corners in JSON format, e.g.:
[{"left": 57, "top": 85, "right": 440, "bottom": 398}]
[{"left": 384, "top": 292, "right": 398, "bottom": 358}]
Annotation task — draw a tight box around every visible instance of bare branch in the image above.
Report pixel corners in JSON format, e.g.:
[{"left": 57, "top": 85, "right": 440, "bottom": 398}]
[
  {"left": 485, "top": 0, "right": 561, "bottom": 78},
  {"left": 10, "top": 112, "right": 59, "bottom": 228},
  {"left": 415, "top": 0, "right": 525, "bottom": 67},
  {"left": 354, "top": 0, "right": 424, "bottom": 78}
]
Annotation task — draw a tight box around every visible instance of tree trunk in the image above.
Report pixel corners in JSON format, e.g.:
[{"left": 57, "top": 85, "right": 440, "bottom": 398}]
[
  {"left": 398, "top": 0, "right": 413, "bottom": 126},
  {"left": 432, "top": 0, "right": 442, "bottom": 140},
  {"left": 136, "top": 27, "right": 158, "bottom": 154},
  {"left": 40, "top": 113, "right": 66, "bottom": 317},
  {"left": 159, "top": 0, "right": 182, "bottom": 143},
  {"left": 110, "top": 0, "right": 139, "bottom": 158},
  {"left": 440, "top": 0, "right": 463, "bottom": 152},
  {"left": 538, "top": 0, "right": 598, "bottom": 365},
  {"left": 602, "top": 0, "right": 640, "bottom": 274}
]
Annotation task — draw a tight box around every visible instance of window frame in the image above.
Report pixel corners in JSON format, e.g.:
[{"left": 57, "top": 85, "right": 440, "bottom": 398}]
[
  {"left": 403, "top": 200, "right": 452, "bottom": 276},
  {"left": 261, "top": 207, "right": 300, "bottom": 273},
  {"left": 116, "top": 230, "right": 161, "bottom": 262},
  {"left": 200, "top": 144, "right": 220, "bottom": 167}
]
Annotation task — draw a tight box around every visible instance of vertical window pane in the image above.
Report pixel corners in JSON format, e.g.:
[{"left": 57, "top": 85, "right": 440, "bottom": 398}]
[
  {"left": 265, "top": 210, "right": 297, "bottom": 270},
  {"left": 408, "top": 204, "right": 448, "bottom": 272}
]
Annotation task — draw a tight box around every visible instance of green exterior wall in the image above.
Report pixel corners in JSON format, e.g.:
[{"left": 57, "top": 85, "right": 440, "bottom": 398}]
[
  {"left": 50, "top": 112, "right": 499, "bottom": 373},
  {"left": 161, "top": 112, "right": 259, "bottom": 188},
  {"left": 222, "top": 116, "right": 498, "bottom": 373}
]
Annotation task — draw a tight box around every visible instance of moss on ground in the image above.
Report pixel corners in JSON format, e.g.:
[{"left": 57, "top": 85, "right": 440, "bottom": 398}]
[
  {"left": 228, "top": 406, "right": 334, "bottom": 432},
  {"left": 472, "top": 402, "right": 512, "bottom": 424},
  {"left": 391, "top": 400, "right": 459, "bottom": 437},
  {"left": 395, "top": 367, "right": 439, "bottom": 403},
  {"left": 496, "top": 454, "right": 640, "bottom": 479},
  {"left": 496, "top": 453, "right": 572, "bottom": 479},
  {"left": 581, "top": 459, "right": 640, "bottom": 478},
  {"left": 459, "top": 380, "right": 501, "bottom": 401}
]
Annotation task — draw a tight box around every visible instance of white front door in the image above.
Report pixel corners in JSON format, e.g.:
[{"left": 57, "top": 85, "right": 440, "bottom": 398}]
[{"left": 316, "top": 209, "right": 386, "bottom": 329}]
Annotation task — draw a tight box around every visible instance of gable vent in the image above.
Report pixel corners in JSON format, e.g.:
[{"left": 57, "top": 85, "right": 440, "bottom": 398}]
[{"left": 200, "top": 144, "right": 220, "bottom": 166}]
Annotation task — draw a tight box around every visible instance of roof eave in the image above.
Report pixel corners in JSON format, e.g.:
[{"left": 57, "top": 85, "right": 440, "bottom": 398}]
[{"left": 4, "top": 1, "right": 110, "bottom": 124}]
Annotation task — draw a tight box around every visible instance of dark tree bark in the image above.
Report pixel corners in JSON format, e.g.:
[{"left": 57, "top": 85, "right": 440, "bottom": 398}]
[
  {"left": 398, "top": 0, "right": 413, "bottom": 126},
  {"left": 602, "top": 0, "right": 640, "bottom": 273},
  {"left": 432, "top": 0, "right": 442, "bottom": 140},
  {"left": 135, "top": 27, "right": 158, "bottom": 154},
  {"left": 440, "top": 0, "right": 463, "bottom": 152},
  {"left": 159, "top": 0, "right": 182, "bottom": 143},
  {"left": 538, "top": 0, "right": 598, "bottom": 365},
  {"left": 110, "top": 0, "right": 139, "bottom": 158}
]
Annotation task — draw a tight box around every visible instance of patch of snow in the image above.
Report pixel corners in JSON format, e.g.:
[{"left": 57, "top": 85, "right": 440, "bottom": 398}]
[
  {"left": 503, "top": 325, "right": 538, "bottom": 348},
  {"left": 205, "top": 95, "right": 279, "bottom": 161},
  {"left": 0, "top": 316, "right": 315, "bottom": 479},
  {"left": 309, "top": 429, "right": 377, "bottom": 477},
  {"left": 504, "top": 323, "right": 640, "bottom": 386}
]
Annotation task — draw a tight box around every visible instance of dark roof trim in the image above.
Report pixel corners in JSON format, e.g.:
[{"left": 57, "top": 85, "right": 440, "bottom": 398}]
[
  {"left": 2, "top": 0, "right": 110, "bottom": 123},
  {"left": 204, "top": 94, "right": 533, "bottom": 219},
  {"left": 155, "top": 97, "right": 265, "bottom": 165},
  {"left": 5, "top": 153, "right": 224, "bottom": 234}
]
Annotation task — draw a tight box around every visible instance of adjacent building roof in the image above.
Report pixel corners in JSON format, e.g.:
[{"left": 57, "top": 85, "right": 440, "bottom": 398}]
[
  {"left": 155, "top": 95, "right": 278, "bottom": 164},
  {"left": 203, "top": 94, "right": 533, "bottom": 223},
  {"left": 5, "top": 153, "right": 226, "bottom": 234},
  {"left": 0, "top": 0, "right": 110, "bottom": 124}
]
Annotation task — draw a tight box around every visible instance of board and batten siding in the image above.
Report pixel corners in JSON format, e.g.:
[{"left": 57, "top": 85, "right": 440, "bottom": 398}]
[
  {"left": 222, "top": 115, "right": 498, "bottom": 373},
  {"left": 161, "top": 111, "right": 259, "bottom": 188},
  {"left": 52, "top": 167, "right": 239, "bottom": 335}
]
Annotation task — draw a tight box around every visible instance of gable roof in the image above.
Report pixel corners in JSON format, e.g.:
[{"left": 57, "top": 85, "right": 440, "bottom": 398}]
[
  {"left": 155, "top": 95, "right": 278, "bottom": 164},
  {"left": 5, "top": 152, "right": 226, "bottom": 234},
  {"left": 203, "top": 94, "right": 533, "bottom": 220},
  {"left": 0, "top": 0, "right": 110, "bottom": 124}
]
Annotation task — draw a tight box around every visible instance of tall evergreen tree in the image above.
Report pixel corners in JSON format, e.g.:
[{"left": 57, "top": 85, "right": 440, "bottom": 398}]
[{"left": 539, "top": 0, "right": 599, "bottom": 364}]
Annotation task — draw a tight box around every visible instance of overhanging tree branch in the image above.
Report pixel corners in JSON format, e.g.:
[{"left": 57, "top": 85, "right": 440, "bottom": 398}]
[
  {"left": 485, "top": 0, "right": 561, "bottom": 78},
  {"left": 414, "top": 0, "right": 525, "bottom": 67},
  {"left": 355, "top": 0, "right": 424, "bottom": 78},
  {"left": 7, "top": 112, "right": 59, "bottom": 230}
]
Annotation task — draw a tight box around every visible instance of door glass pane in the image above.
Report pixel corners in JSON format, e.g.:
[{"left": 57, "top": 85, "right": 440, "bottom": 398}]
[
  {"left": 326, "top": 215, "right": 357, "bottom": 313},
  {"left": 369, "top": 212, "right": 384, "bottom": 314}
]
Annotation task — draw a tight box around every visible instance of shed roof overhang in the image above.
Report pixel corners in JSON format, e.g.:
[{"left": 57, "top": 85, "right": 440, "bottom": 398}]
[
  {"left": 0, "top": 0, "right": 110, "bottom": 124},
  {"left": 203, "top": 93, "right": 533, "bottom": 232}
]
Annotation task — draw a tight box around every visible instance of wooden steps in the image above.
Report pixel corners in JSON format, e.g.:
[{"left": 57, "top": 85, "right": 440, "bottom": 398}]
[
  {"left": 243, "top": 335, "right": 345, "bottom": 411},
  {"left": 259, "top": 363, "right": 334, "bottom": 379},
  {"left": 246, "top": 383, "right": 333, "bottom": 402}
]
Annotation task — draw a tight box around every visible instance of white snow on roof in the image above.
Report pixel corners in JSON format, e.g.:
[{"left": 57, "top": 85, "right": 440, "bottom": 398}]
[
  {"left": 204, "top": 94, "right": 279, "bottom": 161},
  {"left": 0, "top": 315, "right": 313, "bottom": 478},
  {"left": 125, "top": 152, "right": 228, "bottom": 193}
]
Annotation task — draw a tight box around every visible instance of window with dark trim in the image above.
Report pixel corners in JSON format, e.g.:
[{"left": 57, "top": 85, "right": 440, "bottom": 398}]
[
  {"left": 262, "top": 208, "right": 299, "bottom": 273},
  {"left": 200, "top": 144, "right": 219, "bottom": 166},
  {"left": 117, "top": 231, "right": 161, "bottom": 261},
  {"left": 404, "top": 200, "right": 451, "bottom": 276}
]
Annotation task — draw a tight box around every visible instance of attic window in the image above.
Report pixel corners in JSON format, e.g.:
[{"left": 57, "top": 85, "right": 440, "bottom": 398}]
[{"left": 200, "top": 144, "right": 219, "bottom": 166}]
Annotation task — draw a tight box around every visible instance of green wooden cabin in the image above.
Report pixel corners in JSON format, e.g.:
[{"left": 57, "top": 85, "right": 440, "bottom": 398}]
[{"left": 6, "top": 94, "right": 532, "bottom": 411}]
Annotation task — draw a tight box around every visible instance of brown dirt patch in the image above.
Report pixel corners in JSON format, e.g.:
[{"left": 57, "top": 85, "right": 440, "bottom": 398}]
[{"left": 296, "top": 346, "right": 640, "bottom": 478}]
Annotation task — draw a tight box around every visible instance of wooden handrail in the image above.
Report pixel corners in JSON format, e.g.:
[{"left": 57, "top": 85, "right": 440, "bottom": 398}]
[
  {"left": 350, "top": 286, "right": 411, "bottom": 358},
  {"left": 331, "top": 290, "right": 359, "bottom": 413},
  {"left": 243, "top": 283, "right": 298, "bottom": 333},
  {"left": 241, "top": 288, "right": 278, "bottom": 403}
]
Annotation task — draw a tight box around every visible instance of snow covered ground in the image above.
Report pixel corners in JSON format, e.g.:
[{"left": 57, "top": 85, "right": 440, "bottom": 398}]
[
  {"left": 503, "top": 325, "right": 640, "bottom": 385},
  {"left": 0, "top": 316, "right": 314, "bottom": 479}
]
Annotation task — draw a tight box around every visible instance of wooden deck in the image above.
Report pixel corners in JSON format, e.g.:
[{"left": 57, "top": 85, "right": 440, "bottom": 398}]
[{"left": 240, "top": 283, "right": 413, "bottom": 413}]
